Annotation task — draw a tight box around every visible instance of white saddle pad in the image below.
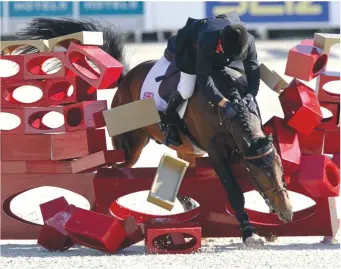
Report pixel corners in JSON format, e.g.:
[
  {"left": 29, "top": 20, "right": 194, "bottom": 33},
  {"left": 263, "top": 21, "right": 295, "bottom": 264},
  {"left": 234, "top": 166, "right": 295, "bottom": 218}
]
[{"left": 140, "top": 56, "right": 188, "bottom": 118}]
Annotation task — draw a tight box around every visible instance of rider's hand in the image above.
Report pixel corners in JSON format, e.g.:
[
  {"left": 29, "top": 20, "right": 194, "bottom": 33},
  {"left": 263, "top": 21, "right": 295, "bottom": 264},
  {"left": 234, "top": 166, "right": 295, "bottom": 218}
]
[
  {"left": 224, "top": 101, "right": 237, "bottom": 118},
  {"left": 243, "top": 93, "right": 257, "bottom": 114}
]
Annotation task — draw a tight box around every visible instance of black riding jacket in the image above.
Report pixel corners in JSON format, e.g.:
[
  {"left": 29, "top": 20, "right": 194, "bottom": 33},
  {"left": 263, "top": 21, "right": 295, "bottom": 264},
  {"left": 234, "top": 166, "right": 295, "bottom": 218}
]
[{"left": 176, "top": 16, "right": 260, "bottom": 105}]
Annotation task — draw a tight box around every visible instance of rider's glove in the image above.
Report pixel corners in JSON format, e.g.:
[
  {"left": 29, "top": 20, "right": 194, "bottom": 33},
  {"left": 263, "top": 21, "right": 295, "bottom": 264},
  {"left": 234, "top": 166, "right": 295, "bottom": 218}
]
[{"left": 243, "top": 93, "right": 257, "bottom": 115}]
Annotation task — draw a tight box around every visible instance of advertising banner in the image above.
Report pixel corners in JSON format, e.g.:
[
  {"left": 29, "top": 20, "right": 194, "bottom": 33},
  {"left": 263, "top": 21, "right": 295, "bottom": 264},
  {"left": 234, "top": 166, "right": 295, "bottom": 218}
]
[
  {"left": 79, "top": 1, "right": 144, "bottom": 16},
  {"left": 206, "top": 1, "right": 329, "bottom": 23},
  {"left": 8, "top": 1, "right": 73, "bottom": 17}
]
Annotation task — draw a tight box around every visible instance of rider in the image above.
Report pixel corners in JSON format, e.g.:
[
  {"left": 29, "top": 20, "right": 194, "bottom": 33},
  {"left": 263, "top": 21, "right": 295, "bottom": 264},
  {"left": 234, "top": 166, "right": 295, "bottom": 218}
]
[{"left": 163, "top": 13, "right": 260, "bottom": 146}]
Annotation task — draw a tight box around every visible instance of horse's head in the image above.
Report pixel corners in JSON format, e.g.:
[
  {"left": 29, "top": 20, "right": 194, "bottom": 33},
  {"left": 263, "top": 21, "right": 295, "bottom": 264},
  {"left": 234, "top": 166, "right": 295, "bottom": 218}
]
[
  {"left": 221, "top": 94, "right": 293, "bottom": 223},
  {"left": 242, "top": 134, "right": 293, "bottom": 222}
]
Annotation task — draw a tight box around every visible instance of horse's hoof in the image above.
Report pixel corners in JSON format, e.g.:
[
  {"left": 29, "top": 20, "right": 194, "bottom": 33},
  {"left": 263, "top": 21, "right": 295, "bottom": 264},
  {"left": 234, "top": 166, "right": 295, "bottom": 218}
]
[
  {"left": 245, "top": 234, "right": 264, "bottom": 248},
  {"left": 265, "top": 235, "right": 279, "bottom": 243},
  {"left": 320, "top": 236, "right": 339, "bottom": 244}
]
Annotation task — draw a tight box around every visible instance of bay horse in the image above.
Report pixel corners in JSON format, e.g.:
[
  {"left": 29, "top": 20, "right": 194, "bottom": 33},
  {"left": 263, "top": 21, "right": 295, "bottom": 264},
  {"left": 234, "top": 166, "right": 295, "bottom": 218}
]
[{"left": 14, "top": 18, "right": 293, "bottom": 246}]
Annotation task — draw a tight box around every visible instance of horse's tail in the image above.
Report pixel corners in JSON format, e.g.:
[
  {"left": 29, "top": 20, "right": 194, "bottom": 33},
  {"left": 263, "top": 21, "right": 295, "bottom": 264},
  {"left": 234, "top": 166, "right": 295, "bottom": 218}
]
[{"left": 15, "top": 17, "right": 129, "bottom": 84}]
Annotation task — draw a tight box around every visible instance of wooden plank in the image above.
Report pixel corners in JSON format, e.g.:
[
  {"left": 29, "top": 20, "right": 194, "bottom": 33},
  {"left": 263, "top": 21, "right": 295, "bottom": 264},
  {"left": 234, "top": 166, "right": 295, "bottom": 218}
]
[
  {"left": 314, "top": 33, "right": 340, "bottom": 54},
  {"left": 103, "top": 97, "right": 161, "bottom": 137}
]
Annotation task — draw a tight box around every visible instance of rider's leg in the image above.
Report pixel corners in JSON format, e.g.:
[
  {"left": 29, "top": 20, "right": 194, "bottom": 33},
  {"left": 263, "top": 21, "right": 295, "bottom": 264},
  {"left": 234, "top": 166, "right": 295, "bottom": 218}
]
[
  {"left": 207, "top": 138, "right": 256, "bottom": 243},
  {"left": 164, "top": 72, "right": 196, "bottom": 146}
]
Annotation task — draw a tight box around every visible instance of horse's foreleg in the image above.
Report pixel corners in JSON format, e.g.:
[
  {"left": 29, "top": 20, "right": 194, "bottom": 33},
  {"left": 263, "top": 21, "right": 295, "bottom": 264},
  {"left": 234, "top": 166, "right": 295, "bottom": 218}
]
[{"left": 207, "top": 140, "right": 263, "bottom": 246}]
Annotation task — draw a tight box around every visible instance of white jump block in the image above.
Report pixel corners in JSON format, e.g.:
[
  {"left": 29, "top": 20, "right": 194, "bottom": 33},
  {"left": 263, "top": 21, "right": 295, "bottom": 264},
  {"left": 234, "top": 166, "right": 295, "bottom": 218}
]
[
  {"left": 260, "top": 63, "right": 288, "bottom": 93},
  {"left": 147, "top": 154, "right": 189, "bottom": 211},
  {"left": 314, "top": 33, "right": 340, "bottom": 54},
  {"left": 0, "top": 39, "right": 48, "bottom": 54},
  {"left": 44, "top": 31, "right": 104, "bottom": 51},
  {"left": 103, "top": 97, "right": 161, "bottom": 137}
]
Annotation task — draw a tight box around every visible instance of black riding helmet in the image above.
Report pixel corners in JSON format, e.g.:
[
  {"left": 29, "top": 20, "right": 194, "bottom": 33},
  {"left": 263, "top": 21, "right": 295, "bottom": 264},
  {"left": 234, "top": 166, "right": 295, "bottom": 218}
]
[{"left": 220, "top": 23, "right": 249, "bottom": 61}]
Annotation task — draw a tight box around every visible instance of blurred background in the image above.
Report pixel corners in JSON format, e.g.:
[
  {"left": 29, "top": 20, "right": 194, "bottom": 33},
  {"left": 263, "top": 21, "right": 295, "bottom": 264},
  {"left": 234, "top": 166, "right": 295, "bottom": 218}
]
[{"left": 0, "top": 1, "right": 340, "bottom": 42}]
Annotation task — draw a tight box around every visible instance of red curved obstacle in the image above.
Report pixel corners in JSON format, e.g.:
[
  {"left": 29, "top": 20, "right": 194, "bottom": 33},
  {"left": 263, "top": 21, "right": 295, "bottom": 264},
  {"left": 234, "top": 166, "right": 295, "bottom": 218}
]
[{"left": 93, "top": 163, "right": 337, "bottom": 238}]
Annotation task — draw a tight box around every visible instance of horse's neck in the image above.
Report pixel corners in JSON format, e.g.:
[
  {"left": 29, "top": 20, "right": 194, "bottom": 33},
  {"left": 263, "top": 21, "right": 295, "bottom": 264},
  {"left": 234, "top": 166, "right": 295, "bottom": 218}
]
[{"left": 185, "top": 91, "right": 222, "bottom": 150}]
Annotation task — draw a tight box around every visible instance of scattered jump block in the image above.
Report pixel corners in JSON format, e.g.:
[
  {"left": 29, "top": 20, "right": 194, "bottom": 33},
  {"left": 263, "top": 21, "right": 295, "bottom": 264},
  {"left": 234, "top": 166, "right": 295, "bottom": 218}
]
[
  {"left": 297, "top": 129, "right": 325, "bottom": 155},
  {"left": 39, "top": 196, "right": 69, "bottom": 223},
  {"left": 24, "top": 106, "right": 65, "bottom": 134},
  {"left": 1, "top": 160, "right": 73, "bottom": 174},
  {"left": 1, "top": 161, "right": 27, "bottom": 174},
  {"left": 297, "top": 155, "right": 340, "bottom": 197},
  {"left": 279, "top": 79, "right": 323, "bottom": 136},
  {"left": 51, "top": 128, "right": 107, "bottom": 161},
  {"left": 332, "top": 154, "right": 340, "bottom": 168},
  {"left": 145, "top": 222, "right": 201, "bottom": 254},
  {"left": 147, "top": 154, "right": 189, "bottom": 211},
  {"left": 45, "top": 31, "right": 103, "bottom": 51},
  {"left": 38, "top": 205, "right": 75, "bottom": 252},
  {"left": 259, "top": 63, "right": 288, "bottom": 93},
  {"left": 71, "top": 150, "right": 125, "bottom": 173},
  {"left": 118, "top": 217, "right": 145, "bottom": 251},
  {"left": 0, "top": 39, "right": 48, "bottom": 54},
  {"left": 324, "top": 128, "right": 340, "bottom": 154},
  {"left": 45, "top": 75, "right": 97, "bottom": 105},
  {"left": 263, "top": 117, "right": 301, "bottom": 176},
  {"left": 1, "top": 134, "right": 51, "bottom": 161},
  {"left": 65, "top": 42, "right": 123, "bottom": 90},
  {"left": 63, "top": 100, "right": 107, "bottom": 132},
  {"left": 314, "top": 33, "right": 340, "bottom": 54},
  {"left": 285, "top": 44, "right": 328, "bottom": 81},
  {"left": 65, "top": 207, "right": 127, "bottom": 253},
  {"left": 93, "top": 111, "right": 106, "bottom": 128},
  {"left": 104, "top": 97, "right": 161, "bottom": 137},
  {"left": 1, "top": 79, "right": 46, "bottom": 108},
  {"left": 24, "top": 52, "right": 66, "bottom": 80},
  {"left": 0, "top": 55, "right": 25, "bottom": 81},
  {"left": 317, "top": 103, "right": 340, "bottom": 130},
  {"left": 0, "top": 108, "right": 25, "bottom": 134},
  {"left": 316, "top": 71, "right": 340, "bottom": 103}
]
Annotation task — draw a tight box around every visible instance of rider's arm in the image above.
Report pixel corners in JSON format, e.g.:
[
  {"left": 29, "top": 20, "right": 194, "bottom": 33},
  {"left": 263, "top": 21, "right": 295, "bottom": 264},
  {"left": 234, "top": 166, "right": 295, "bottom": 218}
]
[
  {"left": 196, "top": 35, "right": 229, "bottom": 107},
  {"left": 243, "top": 34, "right": 260, "bottom": 97}
]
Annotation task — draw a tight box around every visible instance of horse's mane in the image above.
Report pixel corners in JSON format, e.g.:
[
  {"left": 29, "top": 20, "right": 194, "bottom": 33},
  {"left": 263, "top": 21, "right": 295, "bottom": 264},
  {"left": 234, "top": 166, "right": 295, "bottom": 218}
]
[{"left": 13, "top": 17, "right": 129, "bottom": 84}]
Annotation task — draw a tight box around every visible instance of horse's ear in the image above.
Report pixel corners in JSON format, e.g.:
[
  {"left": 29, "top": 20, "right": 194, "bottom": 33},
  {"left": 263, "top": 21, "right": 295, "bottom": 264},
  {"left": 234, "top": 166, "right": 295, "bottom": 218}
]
[{"left": 242, "top": 137, "right": 251, "bottom": 152}]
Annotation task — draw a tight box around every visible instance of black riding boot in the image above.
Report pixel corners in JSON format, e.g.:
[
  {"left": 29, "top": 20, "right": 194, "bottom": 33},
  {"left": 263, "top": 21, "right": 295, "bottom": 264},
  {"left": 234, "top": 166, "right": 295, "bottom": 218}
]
[
  {"left": 236, "top": 211, "right": 256, "bottom": 243},
  {"left": 163, "top": 90, "right": 185, "bottom": 146}
]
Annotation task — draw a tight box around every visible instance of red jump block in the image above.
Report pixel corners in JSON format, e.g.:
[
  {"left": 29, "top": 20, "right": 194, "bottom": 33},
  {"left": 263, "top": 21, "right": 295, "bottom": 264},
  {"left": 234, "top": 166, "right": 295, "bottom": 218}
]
[
  {"left": 1, "top": 134, "right": 51, "bottom": 161},
  {"left": 24, "top": 52, "right": 66, "bottom": 80},
  {"left": 0, "top": 55, "right": 24, "bottom": 81},
  {"left": 71, "top": 150, "right": 125, "bottom": 173},
  {"left": 24, "top": 106, "right": 65, "bottom": 134},
  {"left": 0, "top": 108, "right": 25, "bottom": 134},
  {"left": 1, "top": 160, "right": 73, "bottom": 174},
  {"left": 1, "top": 79, "right": 45, "bottom": 108},
  {"left": 65, "top": 42, "right": 123, "bottom": 90},
  {"left": 317, "top": 71, "right": 340, "bottom": 104},
  {"left": 63, "top": 100, "right": 107, "bottom": 132},
  {"left": 51, "top": 128, "right": 106, "bottom": 161},
  {"left": 324, "top": 128, "right": 340, "bottom": 154},
  {"left": 285, "top": 44, "right": 328, "bottom": 81},
  {"left": 318, "top": 103, "right": 340, "bottom": 130},
  {"left": 279, "top": 79, "right": 323, "bottom": 136},
  {"left": 297, "top": 129, "right": 325, "bottom": 155},
  {"left": 332, "top": 154, "right": 340, "bottom": 168},
  {"left": 297, "top": 155, "right": 340, "bottom": 197},
  {"left": 93, "top": 111, "right": 106, "bottom": 128},
  {"left": 39, "top": 196, "right": 69, "bottom": 223},
  {"left": 145, "top": 222, "right": 201, "bottom": 254},
  {"left": 65, "top": 207, "right": 127, "bottom": 253},
  {"left": 118, "top": 217, "right": 145, "bottom": 251},
  {"left": 263, "top": 117, "right": 301, "bottom": 176},
  {"left": 38, "top": 205, "right": 75, "bottom": 252}
]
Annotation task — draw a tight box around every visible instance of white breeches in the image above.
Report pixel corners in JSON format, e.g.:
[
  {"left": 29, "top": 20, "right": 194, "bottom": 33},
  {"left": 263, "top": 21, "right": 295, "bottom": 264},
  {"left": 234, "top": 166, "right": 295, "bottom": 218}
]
[{"left": 177, "top": 71, "right": 197, "bottom": 99}]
